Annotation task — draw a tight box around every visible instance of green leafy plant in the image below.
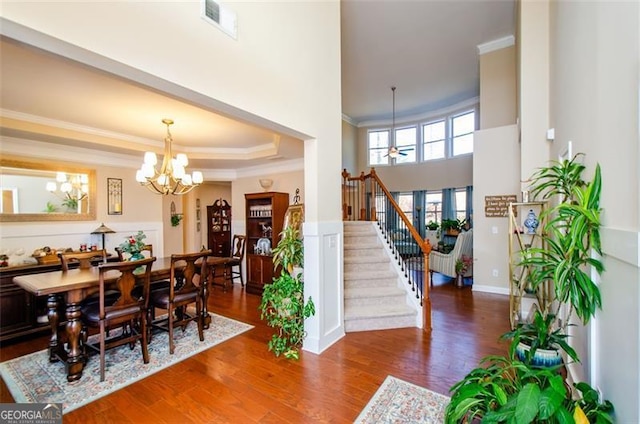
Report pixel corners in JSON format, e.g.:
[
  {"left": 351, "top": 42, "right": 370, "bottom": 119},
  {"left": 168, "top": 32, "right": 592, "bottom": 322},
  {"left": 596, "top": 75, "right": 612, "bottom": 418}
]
[
  {"left": 501, "top": 309, "right": 579, "bottom": 366},
  {"left": 118, "top": 230, "right": 147, "bottom": 255},
  {"left": 445, "top": 154, "right": 614, "bottom": 423},
  {"left": 445, "top": 349, "right": 614, "bottom": 423},
  {"left": 259, "top": 225, "right": 315, "bottom": 360},
  {"left": 43, "top": 201, "right": 57, "bottom": 213},
  {"left": 61, "top": 196, "right": 78, "bottom": 211},
  {"left": 170, "top": 214, "right": 183, "bottom": 227},
  {"left": 426, "top": 220, "right": 440, "bottom": 231},
  {"left": 521, "top": 154, "right": 603, "bottom": 327}
]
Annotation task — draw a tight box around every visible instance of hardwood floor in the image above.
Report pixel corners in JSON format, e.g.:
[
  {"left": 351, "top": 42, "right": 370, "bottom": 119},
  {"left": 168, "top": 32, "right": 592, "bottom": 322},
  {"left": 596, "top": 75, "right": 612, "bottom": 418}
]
[{"left": 0, "top": 275, "right": 510, "bottom": 423}]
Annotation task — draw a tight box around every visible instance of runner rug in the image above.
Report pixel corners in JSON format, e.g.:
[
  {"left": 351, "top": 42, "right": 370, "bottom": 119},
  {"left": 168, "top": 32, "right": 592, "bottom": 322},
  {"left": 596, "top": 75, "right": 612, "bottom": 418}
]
[
  {"left": 354, "top": 375, "right": 450, "bottom": 423},
  {"left": 0, "top": 313, "right": 253, "bottom": 414}
]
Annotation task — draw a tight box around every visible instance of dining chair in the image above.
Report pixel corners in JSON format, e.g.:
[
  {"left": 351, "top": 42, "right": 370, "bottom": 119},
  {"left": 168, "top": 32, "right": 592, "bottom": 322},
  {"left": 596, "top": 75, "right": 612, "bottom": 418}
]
[
  {"left": 80, "top": 256, "right": 156, "bottom": 381},
  {"left": 115, "top": 244, "right": 153, "bottom": 261},
  {"left": 60, "top": 249, "right": 120, "bottom": 307},
  {"left": 224, "top": 235, "right": 246, "bottom": 288},
  {"left": 150, "top": 250, "right": 211, "bottom": 354},
  {"left": 59, "top": 249, "right": 107, "bottom": 270}
]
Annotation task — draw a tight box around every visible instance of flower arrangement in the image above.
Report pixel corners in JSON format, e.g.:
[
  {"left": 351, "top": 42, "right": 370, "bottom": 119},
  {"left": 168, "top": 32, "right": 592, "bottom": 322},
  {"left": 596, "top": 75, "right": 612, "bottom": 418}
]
[
  {"left": 455, "top": 254, "right": 473, "bottom": 275},
  {"left": 119, "top": 230, "right": 147, "bottom": 255}
]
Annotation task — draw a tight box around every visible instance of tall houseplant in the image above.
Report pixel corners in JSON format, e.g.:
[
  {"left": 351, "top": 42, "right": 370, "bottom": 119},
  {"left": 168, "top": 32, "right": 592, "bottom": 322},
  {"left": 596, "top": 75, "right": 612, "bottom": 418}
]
[
  {"left": 259, "top": 225, "right": 315, "bottom": 360},
  {"left": 521, "top": 153, "right": 603, "bottom": 328},
  {"left": 445, "top": 154, "right": 614, "bottom": 422}
]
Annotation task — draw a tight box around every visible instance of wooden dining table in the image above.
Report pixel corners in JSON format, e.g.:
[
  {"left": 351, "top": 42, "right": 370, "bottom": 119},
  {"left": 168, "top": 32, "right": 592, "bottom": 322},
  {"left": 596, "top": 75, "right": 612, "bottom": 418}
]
[{"left": 12, "top": 256, "right": 228, "bottom": 382}]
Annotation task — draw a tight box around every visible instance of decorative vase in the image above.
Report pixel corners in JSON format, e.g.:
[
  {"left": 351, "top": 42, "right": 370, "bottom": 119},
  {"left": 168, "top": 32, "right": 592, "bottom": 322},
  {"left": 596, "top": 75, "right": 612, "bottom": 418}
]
[
  {"left": 129, "top": 252, "right": 145, "bottom": 261},
  {"left": 523, "top": 209, "right": 539, "bottom": 234},
  {"left": 455, "top": 273, "right": 464, "bottom": 288}
]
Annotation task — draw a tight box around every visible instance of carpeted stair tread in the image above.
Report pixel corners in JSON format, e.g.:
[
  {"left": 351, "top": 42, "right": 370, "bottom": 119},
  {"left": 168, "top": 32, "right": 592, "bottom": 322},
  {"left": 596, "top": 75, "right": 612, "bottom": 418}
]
[
  {"left": 345, "top": 286, "right": 405, "bottom": 299},
  {"left": 344, "top": 256, "right": 390, "bottom": 264},
  {"left": 345, "top": 304, "right": 416, "bottom": 320}
]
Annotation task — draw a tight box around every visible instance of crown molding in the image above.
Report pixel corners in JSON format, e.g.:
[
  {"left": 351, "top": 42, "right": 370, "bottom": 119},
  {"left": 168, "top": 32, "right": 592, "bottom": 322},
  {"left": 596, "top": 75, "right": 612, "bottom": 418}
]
[{"left": 341, "top": 113, "right": 357, "bottom": 127}]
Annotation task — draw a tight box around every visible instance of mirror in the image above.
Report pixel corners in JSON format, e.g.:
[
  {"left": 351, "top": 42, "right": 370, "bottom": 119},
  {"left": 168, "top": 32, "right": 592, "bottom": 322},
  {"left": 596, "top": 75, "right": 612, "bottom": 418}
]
[{"left": 0, "top": 156, "right": 96, "bottom": 222}]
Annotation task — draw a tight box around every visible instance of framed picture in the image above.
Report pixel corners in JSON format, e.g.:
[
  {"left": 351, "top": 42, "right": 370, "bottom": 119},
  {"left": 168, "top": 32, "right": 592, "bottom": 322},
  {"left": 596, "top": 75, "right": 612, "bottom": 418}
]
[
  {"left": 197, "top": 222, "right": 201, "bottom": 232},
  {"left": 283, "top": 203, "right": 304, "bottom": 237},
  {"left": 107, "top": 178, "right": 122, "bottom": 215},
  {"left": 196, "top": 209, "right": 201, "bottom": 221},
  {"left": 196, "top": 198, "right": 201, "bottom": 208}
]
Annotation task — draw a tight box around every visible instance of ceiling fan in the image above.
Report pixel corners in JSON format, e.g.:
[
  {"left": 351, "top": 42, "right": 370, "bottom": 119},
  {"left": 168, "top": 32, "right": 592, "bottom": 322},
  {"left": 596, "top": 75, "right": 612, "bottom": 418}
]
[{"left": 384, "top": 86, "right": 414, "bottom": 158}]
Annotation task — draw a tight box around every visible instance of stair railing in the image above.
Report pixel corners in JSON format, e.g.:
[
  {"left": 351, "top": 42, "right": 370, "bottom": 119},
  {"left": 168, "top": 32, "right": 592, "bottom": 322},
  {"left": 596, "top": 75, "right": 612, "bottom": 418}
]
[{"left": 342, "top": 168, "right": 432, "bottom": 331}]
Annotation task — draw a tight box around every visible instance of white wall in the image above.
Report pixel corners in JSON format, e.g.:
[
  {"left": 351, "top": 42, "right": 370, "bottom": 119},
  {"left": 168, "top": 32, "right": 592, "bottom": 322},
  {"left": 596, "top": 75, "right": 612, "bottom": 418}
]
[
  {"left": 548, "top": 1, "right": 640, "bottom": 421},
  {"left": 1, "top": 1, "right": 343, "bottom": 352},
  {"left": 472, "top": 125, "right": 519, "bottom": 294}
]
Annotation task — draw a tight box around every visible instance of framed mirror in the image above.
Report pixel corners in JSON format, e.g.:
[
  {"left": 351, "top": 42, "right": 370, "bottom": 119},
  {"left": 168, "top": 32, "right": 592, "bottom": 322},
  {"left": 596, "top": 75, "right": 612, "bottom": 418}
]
[{"left": 0, "top": 156, "right": 96, "bottom": 222}]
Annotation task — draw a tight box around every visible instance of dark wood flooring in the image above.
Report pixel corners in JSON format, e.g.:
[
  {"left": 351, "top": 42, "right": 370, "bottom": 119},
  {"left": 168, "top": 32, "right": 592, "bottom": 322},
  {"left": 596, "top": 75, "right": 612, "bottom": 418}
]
[{"left": 0, "top": 275, "right": 510, "bottom": 423}]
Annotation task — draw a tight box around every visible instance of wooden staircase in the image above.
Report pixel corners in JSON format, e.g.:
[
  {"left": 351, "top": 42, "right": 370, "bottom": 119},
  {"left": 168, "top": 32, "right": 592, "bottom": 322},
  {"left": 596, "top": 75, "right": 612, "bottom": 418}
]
[{"left": 343, "top": 221, "right": 419, "bottom": 332}]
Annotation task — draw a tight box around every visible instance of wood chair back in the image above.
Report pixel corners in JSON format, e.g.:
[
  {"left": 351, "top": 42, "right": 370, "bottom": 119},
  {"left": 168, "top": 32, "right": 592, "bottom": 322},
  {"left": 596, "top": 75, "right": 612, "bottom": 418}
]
[
  {"left": 115, "top": 244, "right": 153, "bottom": 261},
  {"left": 59, "top": 249, "right": 107, "bottom": 271},
  {"left": 150, "top": 249, "right": 211, "bottom": 354},
  {"left": 81, "top": 256, "right": 156, "bottom": 381}
]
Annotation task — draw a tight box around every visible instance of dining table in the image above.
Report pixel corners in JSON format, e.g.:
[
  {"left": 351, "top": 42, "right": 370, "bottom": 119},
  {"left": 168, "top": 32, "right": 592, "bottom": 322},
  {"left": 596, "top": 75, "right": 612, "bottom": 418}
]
[{"left": 12, "top": 255, "right": 228, "bottom": 382}]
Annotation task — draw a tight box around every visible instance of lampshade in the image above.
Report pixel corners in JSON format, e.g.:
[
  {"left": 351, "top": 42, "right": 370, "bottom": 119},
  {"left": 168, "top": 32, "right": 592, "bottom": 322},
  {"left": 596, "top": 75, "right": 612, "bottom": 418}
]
[
  {"left": 91, "top": 223, "right": 115, "bottom": 252},
  {"left": 91, "top": 223, "right": 115, "bottom": 234}
]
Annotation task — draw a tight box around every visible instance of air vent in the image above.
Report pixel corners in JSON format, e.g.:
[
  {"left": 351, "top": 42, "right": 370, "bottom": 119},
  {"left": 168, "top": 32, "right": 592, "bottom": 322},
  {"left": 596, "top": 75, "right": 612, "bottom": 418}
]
[{"left": 202, "top": 0, "right": 237, "bottom": 40}]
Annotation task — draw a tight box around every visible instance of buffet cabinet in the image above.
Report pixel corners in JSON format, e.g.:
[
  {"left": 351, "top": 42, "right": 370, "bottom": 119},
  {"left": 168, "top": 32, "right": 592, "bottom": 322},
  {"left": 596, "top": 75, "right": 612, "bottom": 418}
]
[
  {"left": 207, "top": 198, "right": 232, "bottom": 257},
  {"left": 0, "top": 263, "right": 63, "bottom": 342},
  {"left": 245, "top": 191, "right": 289, "bottom": 294}
]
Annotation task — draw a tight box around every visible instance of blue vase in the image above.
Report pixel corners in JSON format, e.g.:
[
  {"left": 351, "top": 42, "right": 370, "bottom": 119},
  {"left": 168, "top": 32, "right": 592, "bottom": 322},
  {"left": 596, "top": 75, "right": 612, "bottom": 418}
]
[
  {"left": 129, "top": 252, "right": 145, "bottom": 261},
  {"left": 523, "top": 209, "right": 539, "bottom": 234}
]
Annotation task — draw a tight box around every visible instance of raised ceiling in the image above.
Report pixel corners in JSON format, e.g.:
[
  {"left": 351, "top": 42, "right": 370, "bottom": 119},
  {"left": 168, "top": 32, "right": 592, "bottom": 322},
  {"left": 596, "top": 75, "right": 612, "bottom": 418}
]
[{"left": 0, "top": 1, "right": 515, "bottom": 178}]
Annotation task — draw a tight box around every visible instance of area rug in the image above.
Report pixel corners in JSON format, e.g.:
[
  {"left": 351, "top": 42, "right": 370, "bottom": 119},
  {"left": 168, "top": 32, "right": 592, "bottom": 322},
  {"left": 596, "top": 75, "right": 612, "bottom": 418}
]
[
  {"left": 0, "top": 313, "right": 252, "bottom": 414},
  {"left": 355, "top": 375, "right": 450, "bottom": 423}
]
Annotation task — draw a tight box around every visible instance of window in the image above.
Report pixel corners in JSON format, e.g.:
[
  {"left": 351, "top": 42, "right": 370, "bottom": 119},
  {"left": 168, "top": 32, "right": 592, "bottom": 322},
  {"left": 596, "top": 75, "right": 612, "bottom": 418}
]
[
  {"left": 452, "top": 111, "right": 474, "bottom": 156},
  {"left": 397, "top": 192, "right": 414, "bottom": 223},
  {"left": 394, "top": 127, "right": 417, "bottom": 164},
  {"left": 454, "top": 189, "right": 467, "bottom": 221},
  {"left": 425, "top": 192, "right": 442, "bottom": 227},
  {"left": 368, "top": 130, "right": 390, "bottom": 165},
  {"left": 422, "top": 120, "right": 445, "bottom": 161},
  {"left": 366, "top": 106, "right": 476, "bottom": 166}
]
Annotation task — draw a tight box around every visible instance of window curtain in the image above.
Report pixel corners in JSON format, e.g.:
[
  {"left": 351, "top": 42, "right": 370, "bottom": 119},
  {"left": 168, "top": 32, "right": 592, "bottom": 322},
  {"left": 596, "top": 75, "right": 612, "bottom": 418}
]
[
  {"left": 442, "top": 188, "right": 456, "bottom": 220},
  {"left": 465, "top": 185, "right": 473, "bottom": 227},
  {"left": 413, "top": 190, "right": 425, "bottom": 237}
]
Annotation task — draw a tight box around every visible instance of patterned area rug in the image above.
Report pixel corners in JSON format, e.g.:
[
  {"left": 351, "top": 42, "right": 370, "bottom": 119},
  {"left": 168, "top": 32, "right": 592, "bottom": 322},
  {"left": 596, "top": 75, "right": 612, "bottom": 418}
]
[
  {"left": 355, "top": 376, "right": 450, "bottom": 423},
  {"left": 0, "top": 313, "right": 252, "bottom": 414}
]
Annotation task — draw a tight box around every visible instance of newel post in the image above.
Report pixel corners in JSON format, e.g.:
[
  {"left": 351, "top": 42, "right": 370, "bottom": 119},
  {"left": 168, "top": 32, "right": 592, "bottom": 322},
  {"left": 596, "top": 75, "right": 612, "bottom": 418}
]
[{"left": 422, "top": 239, "right": 432, "bottom": 332}]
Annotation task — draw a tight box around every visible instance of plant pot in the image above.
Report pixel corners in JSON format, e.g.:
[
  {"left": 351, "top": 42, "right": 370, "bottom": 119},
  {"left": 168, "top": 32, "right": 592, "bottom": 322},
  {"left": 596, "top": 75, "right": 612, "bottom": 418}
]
[{"left": 516, "top": 342, "right": 562, "bottom": 368}]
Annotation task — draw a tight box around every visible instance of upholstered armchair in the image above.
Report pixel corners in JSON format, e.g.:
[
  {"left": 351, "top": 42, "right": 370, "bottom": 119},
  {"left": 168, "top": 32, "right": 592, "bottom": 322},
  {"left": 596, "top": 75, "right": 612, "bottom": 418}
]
[{"left": 429, "top": 229, "right": 473, "bottom": 279}]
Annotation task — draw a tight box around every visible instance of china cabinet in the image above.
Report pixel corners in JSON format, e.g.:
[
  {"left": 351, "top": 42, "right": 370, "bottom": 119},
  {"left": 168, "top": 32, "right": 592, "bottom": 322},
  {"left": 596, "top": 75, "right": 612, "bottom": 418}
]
[
  {"left": 207, "top": 199, "right": 232, "bottom": 257},
  {"left": 245, "top": 192, "right": 289, "bottom": 294}
]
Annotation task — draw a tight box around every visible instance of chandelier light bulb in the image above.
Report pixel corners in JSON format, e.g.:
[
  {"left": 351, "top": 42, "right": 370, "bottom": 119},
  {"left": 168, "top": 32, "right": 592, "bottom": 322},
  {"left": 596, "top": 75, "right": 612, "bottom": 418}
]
[
  {"left": 46, "top": 182, "right": 57, "bottom": 192},
  {"left": 56, "top": 172, "right": 67, "bottom": 182},
  {"left": 176, "top": 153, "right": 188, "bottom": 167},
  {"left": 144, "top": 152, "right": 158, "bottom": 166},
  {"left": 60, "top": 182, "right": 72, "bottom": 193},
  {"left": 182, "top": 174, "right": 193, "bottom": 186},
  {"left": 135, "top": 170, "right": 146, "bottom": 183},
  {"left": 193, "top": 171, "right": 203, "bottom": 184}
]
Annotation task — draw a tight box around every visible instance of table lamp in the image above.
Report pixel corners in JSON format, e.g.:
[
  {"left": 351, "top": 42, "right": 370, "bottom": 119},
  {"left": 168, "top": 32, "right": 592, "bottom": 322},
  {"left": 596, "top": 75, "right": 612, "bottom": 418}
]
[{"left": 91, "top": 223, "right": 115, "bottom": 251}]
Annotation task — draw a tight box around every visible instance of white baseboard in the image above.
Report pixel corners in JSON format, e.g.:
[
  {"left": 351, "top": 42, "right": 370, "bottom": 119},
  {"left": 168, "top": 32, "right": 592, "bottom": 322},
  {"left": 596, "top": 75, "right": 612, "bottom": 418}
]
[{"left": 471, "top": 284, "right": 509, "bottom": 296}]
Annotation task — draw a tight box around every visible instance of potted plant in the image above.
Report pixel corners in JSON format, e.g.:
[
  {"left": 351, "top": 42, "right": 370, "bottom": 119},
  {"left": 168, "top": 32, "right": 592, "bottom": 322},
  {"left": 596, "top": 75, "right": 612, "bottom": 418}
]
[
  {"left": 441, "top": 219, "right": 460, "bottom": 236},
  {"left": 454, "top": 254, "right": 473, "bottom": 288},
  {"left": 445, "top": 344, "right": 614, "bottom": 423},
  {"left": 259, "top": 225, "right": 315, "bottom": 360},
  {"left": 520, "top": 153, "right": 603, "bottom": 330},
  {"left": 426, "top": 220, "right": 439, "bottom": 231},
  {"left": 445, "top": 154, "right": 614, "bottom": 422},
  {"left": 501, "top": 309, "right": 579, "bottom": 368}
]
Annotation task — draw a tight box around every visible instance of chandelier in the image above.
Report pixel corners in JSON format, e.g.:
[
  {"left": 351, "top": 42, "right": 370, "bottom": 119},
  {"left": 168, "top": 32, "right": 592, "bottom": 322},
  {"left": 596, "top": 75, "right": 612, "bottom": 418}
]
[
  {"left": 46, "top": 172, "right": 89, "bottom": 212},
  {"left": 135, "top": 119, "right": 203, "bottom": 195}
]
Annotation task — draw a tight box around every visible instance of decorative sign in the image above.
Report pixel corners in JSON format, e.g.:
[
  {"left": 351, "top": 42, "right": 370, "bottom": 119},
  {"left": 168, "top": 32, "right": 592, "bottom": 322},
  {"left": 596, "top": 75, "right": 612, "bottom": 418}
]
[{"left": 485, "top": 195, "right": 518, "bottom": 217}]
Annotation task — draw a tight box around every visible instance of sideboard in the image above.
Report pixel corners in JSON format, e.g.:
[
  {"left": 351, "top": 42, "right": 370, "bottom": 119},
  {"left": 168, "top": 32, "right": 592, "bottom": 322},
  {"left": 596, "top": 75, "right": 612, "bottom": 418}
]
[
  {"left": 0, "top": 262, "right": 64, "bottom": 342},
  {"left": 0, "top": 256, "right": 114, "bottom": 342}
]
